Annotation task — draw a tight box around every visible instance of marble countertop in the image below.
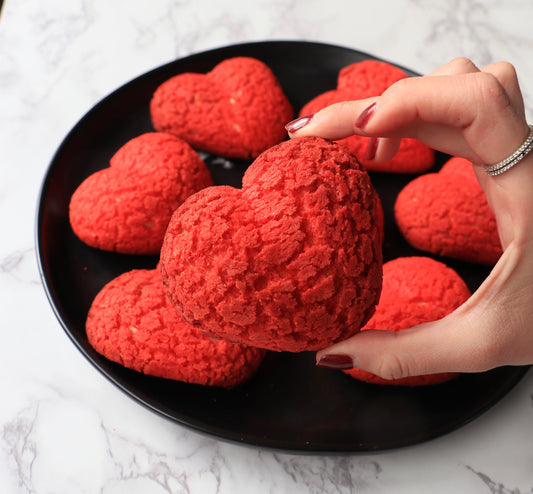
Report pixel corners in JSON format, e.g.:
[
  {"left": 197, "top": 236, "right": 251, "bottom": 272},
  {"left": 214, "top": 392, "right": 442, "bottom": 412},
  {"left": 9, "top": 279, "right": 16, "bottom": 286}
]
[{"left": 2, "top": 0, "right": 533, "bottom": 492}]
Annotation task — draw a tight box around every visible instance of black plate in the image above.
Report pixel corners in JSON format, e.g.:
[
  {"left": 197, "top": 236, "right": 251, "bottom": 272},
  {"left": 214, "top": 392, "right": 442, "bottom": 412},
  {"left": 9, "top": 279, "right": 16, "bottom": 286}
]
[{"left": 36, "top": 41, "right": 529, "bottom": 452}]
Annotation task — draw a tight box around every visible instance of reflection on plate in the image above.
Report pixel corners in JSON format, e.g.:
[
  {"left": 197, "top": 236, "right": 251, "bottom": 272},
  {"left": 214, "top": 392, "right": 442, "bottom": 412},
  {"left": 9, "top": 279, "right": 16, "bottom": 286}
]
[{"left": 36, "top": 41, "right": 529, "bottom": 452}]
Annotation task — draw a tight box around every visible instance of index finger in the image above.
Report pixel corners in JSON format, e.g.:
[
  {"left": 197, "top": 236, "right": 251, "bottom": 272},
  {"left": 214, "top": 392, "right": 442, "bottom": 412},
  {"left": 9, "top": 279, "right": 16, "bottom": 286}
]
[{"left": 285, "top": 57, "right": 482, "bottom": 140}]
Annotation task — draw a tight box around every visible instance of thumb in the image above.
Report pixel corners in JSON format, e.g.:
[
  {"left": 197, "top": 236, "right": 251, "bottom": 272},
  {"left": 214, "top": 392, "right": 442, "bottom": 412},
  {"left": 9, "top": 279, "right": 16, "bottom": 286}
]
[
  {"left": 317, "top": 243, "right": 533, "bottom": 379},
  {"left": 316, "top": 310, "right": 490, "bottom": 379}
]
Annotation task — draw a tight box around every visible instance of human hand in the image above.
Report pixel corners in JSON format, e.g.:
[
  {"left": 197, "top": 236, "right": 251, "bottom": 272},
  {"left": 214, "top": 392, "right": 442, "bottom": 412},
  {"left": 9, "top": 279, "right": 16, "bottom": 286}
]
[{"left": 286, "top": 57, "right": 533, "bottom": 377}]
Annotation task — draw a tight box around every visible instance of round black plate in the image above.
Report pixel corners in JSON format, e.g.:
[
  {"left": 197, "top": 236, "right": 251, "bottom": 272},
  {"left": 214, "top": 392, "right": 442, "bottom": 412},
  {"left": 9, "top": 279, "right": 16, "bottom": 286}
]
[{"left": 36, "top": 41, "right": 529, "bottom": 452}]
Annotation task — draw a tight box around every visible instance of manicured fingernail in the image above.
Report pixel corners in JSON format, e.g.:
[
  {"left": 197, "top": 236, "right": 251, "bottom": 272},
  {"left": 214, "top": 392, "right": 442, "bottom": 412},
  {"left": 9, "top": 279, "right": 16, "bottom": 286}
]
[
  {"left": 316, "top": 354, "right": 354, "bottom": 369},
  {"left": 285, "top": 114, "right": 314, "bottom": 133},
  {"left": 365, "top": 136, "right": 379, "bottom": 161},
  {"left": 354, "top": 102, "right": 378, "bottom": 129}
]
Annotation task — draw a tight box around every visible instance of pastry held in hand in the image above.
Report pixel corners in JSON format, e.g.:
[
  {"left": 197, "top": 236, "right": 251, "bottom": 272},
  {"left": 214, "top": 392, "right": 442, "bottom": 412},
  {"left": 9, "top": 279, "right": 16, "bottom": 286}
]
[
  {"left": 160, "top": 137, "right": 383, "bottom": 352},
  {"left": 69, "top": 132, "right": 212, "bottom": 255},
  {"left": 86, "top": 268, "right": 265, "bottom": 389},
  {"left": 150, "top": 57, "right": 293, "bottom": 160}
]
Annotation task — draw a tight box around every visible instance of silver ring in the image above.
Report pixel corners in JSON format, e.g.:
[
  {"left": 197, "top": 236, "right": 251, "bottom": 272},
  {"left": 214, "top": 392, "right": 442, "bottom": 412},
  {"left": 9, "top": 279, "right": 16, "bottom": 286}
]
[{"left": 484, "top": 124, "right": 533, "bottom": 176}]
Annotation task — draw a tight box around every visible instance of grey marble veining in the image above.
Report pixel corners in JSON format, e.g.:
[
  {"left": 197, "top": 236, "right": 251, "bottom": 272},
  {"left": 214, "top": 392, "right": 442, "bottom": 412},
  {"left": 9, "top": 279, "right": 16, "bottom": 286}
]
[{"left": 1, "top": 0, "right": 533, "bottom": 492}]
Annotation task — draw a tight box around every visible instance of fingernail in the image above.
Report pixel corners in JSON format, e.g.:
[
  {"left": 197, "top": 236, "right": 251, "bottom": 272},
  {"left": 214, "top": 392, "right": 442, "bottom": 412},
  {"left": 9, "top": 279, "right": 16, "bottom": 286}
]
[
  {"left": 285, "top": 114, "right": 313, "bottom": 134},
  {"left": 354, "top": 102, "right": 378, "bottom": 129},
  {"left": 365, "top": 136, "right": 379, "bottom": 161},
  {"left": 316, "top": 354, "right": 354, "bottom": 369}
]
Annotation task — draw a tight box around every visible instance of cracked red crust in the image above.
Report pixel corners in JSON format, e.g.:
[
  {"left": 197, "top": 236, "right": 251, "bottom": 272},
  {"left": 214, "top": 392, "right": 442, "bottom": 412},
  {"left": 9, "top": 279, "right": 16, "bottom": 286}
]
[
  {"left": 86, "top": 268, "right": 265, "bottom": 388},
  {"left": 394, "top": 157, "right": 502, "bottom": 264},
  {"left": 150, "top": 57, "right": 294, "bottom": 160},
  {"left": 69, "top": 132, "right": 213, "bottom": 255},
  {"left": 160, "top": 136, "right": 383, "bottom": 352},
  {"left": 345, "top": 256, "right": 471, "bottom": 386},
  {"left": 299, "top": 60, "right": 435, "bottom": 174}
]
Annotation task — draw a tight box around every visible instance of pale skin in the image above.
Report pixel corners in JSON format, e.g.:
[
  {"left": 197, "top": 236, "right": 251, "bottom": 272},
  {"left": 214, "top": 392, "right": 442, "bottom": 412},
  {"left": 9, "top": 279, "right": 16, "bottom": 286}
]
[{"left": 286, "top": 57, "right": 533, "bottom": 378}]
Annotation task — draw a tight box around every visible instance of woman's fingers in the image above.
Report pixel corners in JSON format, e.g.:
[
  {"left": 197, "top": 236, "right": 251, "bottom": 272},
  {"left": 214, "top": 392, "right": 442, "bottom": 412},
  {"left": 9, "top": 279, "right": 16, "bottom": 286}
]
[
  {"left": 369, "top": 73, "right": 528, "bottom": 164},
  {"left": 426, "top": 56, "right": 480, "bottom": 77},
  {"left": 287, "top": 59, "right": 529, "bottom": 166},
  {"left": 285, "top": 57, "right": 483, "bottom": 140},
  {"left": 285, "top": 98, "right": 379, "bottom": 140},
  {"left": 366, "top": 136, "right": 402, "bottom": 163},
  {"left": 316, "top": 316, "right": 481, "bottom": 378},
  {"left": 481, "top": 61, "right": 525, "bottom": 118},
  {"left": 315, "top": 299, "right": 488, "bottom": 378}
]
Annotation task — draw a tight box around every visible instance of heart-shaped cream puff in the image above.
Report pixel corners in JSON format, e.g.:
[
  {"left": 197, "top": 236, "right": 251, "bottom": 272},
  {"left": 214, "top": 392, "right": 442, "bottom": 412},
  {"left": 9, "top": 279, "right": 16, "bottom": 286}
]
[
  {"left": 69, "top": 132, "right": 213, "bottom": 255},
  {"left": 86, "top": 268, "right": 265, "bottom": 388},
  {"left": 150, "top": 57, "right": 294, "bottom": 160},
  {"left": 299, "top": 60, "right": 435, "bottom": 174},
  {"left": 346, "top": 256, "right": 471, "bottom": 386},
  {"left": 394, "top": 157, "right": 502, "bottom": 264},
  {"left": 160, "top": 137, "right": 383, "bottom": 352}
]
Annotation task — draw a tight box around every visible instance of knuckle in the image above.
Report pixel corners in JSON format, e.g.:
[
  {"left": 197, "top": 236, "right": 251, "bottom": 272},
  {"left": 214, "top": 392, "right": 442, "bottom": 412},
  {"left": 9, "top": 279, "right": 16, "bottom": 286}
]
[
  {"left": 387, "top": 77, "right": 411, "bottom": 93},
  {"left": 334, "top": 100, "right": 359, "bottom": 113},
  {"left": 473, "top": 72, "right": 512, "bottom": 112},
  {"left": 382, "top": 77, "right": 414, "bottom": 102},
  {"left": 448, "top": 56, "right": 478, "bottom": 72},
  {"left": 489, "top": 61, "right": 518, "bottom": 83},
  {"left": 375, "top": 353, "right": 411, "bottom": 381}
]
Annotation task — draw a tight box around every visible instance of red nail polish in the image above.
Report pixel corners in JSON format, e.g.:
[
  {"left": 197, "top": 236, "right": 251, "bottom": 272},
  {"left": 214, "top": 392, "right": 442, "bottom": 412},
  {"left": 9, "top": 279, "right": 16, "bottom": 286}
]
[
  {"left": 354, "top": 102, "right": 378, "bottom": 129},
  {"left": 365, "top": 136, "right": 379, "bottom": 161},
  {"left": 316, "top": 354, "right": 354, "bottom": 369},
  {"left": 285, "top": 114, "right": 313, "bottom": 133}
]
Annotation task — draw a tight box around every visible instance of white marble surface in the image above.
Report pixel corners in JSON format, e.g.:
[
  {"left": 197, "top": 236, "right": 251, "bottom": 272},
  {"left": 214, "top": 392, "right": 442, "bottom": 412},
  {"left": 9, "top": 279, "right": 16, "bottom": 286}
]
[{"left": 1, "top": 0, "right": 533, "bottom": 492}]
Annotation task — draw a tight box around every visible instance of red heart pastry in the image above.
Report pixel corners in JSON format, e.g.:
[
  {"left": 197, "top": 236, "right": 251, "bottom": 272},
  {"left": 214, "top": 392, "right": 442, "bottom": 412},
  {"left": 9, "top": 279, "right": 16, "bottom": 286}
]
[
  {"left": 346, "top": 256, "right": 471, "bottom": 386},
  {"left": 69, "top": 132, "right": 213, "bottom": 255},
  {"left": 150, "top": 57, "right": 294, "bottom": 160},
  {"left": 86, "top": 268, "right": 265, "bottom": 389},
  {"left": 394, "top": 157, "right": 502, "bottom": 264},
  {"left": 299, "top": 60, "right": 435, "bottom": 174},
  {"left": 160, "top": 137, "right": 383, "bottom": 352}
]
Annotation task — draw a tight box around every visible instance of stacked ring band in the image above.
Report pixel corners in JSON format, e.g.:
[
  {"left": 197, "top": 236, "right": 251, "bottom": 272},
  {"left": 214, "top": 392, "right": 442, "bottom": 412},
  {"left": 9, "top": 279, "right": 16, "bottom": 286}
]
[{"left": 484, "top": 124, "right": 533, "bottom": 176}]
